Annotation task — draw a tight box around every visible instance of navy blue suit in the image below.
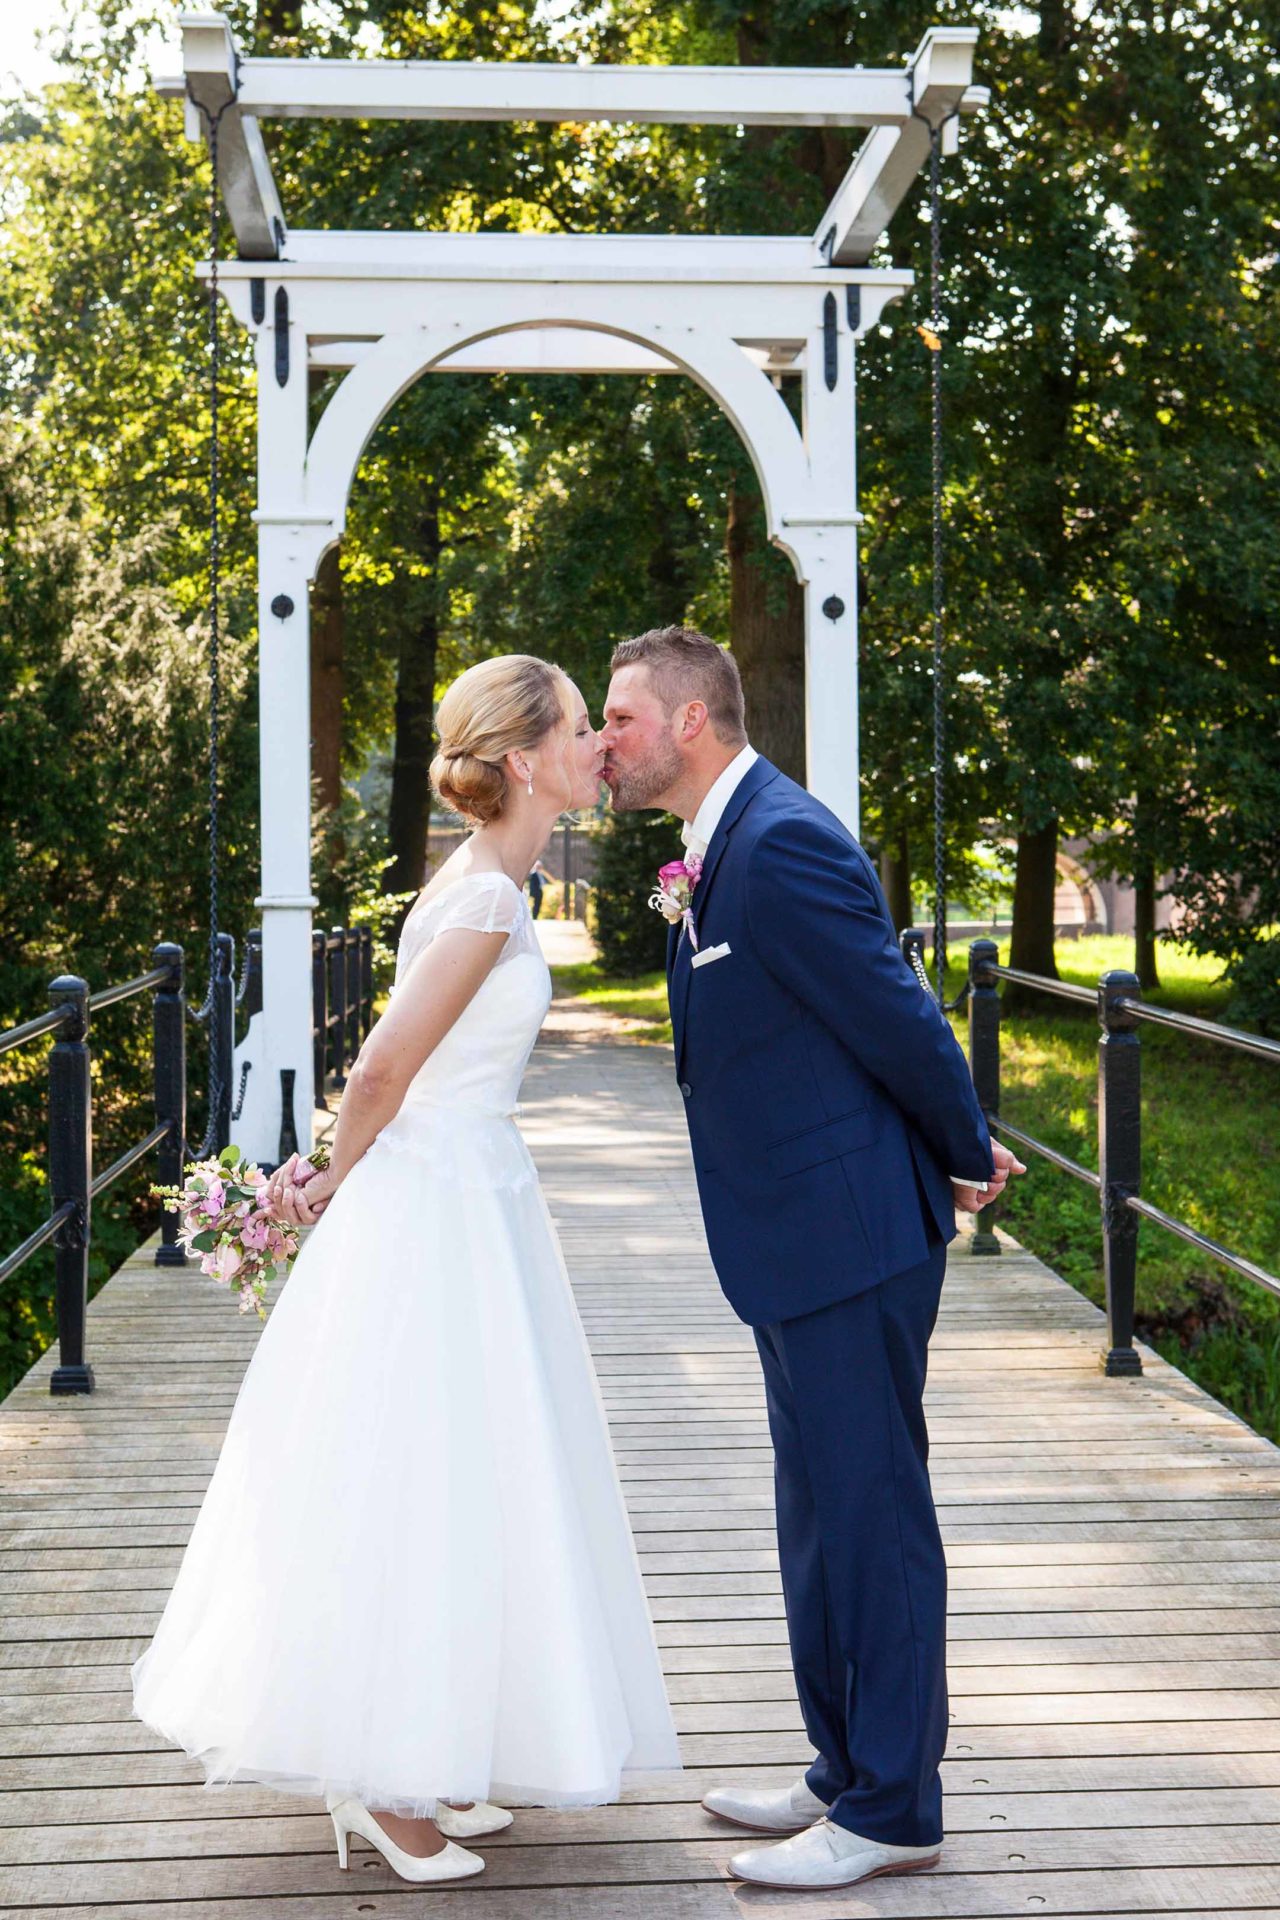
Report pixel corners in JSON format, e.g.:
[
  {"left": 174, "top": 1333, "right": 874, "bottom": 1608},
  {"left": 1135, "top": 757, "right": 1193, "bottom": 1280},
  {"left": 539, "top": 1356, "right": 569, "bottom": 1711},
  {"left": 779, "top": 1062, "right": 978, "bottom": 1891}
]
[{"left": 666, "top": 755, "right": 994, "bottom": 1847}]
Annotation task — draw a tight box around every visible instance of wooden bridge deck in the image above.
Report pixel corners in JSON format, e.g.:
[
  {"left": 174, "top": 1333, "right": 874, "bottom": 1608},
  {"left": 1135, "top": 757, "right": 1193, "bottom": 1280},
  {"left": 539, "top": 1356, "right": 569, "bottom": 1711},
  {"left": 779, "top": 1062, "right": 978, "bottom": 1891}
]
[{"left": 3, "top": 1041, "right": 1280, "bottom": 1917}]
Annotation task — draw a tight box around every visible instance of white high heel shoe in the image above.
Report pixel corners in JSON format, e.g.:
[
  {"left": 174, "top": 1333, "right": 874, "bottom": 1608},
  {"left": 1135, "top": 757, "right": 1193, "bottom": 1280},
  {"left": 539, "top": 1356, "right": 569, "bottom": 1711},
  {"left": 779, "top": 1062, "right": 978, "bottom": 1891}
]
[
  {"left": 436, "top": 1799, "right": 514, "bottom": 1840},
  {"left": 329, "top": 1795, "right": 485, "bottom": 1883}
]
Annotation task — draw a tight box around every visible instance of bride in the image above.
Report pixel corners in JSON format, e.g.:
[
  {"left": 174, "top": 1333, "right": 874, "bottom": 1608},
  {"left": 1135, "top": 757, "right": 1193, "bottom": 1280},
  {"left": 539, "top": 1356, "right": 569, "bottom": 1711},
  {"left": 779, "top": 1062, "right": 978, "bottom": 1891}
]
[{"left": 130, "top": 654, "right": 681, "bottom": 1883}]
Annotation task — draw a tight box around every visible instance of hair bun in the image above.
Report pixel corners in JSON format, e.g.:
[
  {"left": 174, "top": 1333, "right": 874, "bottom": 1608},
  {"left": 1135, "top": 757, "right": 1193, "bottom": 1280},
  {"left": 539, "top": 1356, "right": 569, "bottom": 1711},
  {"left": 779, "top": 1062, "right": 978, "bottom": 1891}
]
[
  {"left": 429, "top": 654, "right": 570, "bottom": 829},
  {"left": 430, "top": 745, "right": 507, "bottom": 826}
]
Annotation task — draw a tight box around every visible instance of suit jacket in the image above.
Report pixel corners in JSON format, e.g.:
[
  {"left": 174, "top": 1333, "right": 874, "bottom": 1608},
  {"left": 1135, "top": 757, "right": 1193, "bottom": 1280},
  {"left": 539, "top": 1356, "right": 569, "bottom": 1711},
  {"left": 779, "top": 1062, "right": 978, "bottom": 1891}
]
[{"left": 666, "top": 756, "right": 995, "bottom": 1326}]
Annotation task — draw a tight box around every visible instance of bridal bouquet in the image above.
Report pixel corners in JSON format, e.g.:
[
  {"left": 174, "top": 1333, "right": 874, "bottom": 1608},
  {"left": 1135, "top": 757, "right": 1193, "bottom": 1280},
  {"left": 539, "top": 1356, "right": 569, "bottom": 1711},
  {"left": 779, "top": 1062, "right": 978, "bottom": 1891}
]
[{"left": 152, "top": 1142, "right": 329, "bottom": 1319}]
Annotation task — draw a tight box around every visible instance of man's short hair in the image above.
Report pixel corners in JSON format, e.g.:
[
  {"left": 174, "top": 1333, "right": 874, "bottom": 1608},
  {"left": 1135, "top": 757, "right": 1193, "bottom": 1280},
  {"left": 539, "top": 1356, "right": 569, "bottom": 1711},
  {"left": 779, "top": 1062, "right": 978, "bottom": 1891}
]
[{"left": 611, "top": 625, "right": 747, "bottom": 746}]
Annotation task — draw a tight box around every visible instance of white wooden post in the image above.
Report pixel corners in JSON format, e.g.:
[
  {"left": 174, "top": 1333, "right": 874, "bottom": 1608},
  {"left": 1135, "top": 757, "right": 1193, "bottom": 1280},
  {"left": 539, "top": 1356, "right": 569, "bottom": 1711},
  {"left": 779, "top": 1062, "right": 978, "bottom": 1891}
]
[
  {"left": 231, "top": 318, "right": 322, "bottom": 1165},
  {"left": 778, "top": 299, "right": 861, "bottom": 837}
]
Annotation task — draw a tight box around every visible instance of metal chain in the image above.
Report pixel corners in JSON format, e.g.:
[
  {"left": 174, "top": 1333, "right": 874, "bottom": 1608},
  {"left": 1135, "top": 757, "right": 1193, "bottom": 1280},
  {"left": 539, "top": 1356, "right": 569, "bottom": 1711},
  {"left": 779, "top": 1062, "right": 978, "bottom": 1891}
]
[
  {"left": 926, "top": 120, "right": 948, "bottom": 1005},
  {"left": 188, "top": 91, "right": 234, "bottom": 1159}
]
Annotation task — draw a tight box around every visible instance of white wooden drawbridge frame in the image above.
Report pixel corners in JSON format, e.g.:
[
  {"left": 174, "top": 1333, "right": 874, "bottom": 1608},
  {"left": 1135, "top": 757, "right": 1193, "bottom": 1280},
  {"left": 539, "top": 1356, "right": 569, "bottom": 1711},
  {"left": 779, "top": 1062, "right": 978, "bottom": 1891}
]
[{"left": 157, "top": 14, "right": 984, "bottom": 1162}]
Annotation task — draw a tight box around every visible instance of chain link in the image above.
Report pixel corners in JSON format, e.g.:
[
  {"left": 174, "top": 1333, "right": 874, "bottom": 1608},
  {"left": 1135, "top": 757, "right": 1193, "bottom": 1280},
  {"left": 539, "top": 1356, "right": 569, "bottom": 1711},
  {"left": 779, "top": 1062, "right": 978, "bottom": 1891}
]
[
  {"left": 187, "top": 89, "right": 235, "bottom": 1159},
  {"left": 926, "top": 121, "right": 948, "bottom": 1005}
]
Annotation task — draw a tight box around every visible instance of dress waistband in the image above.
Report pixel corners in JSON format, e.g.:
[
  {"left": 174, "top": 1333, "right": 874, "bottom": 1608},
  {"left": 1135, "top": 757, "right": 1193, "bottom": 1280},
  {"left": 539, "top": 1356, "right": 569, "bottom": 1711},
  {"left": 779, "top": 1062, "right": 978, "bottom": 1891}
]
[{"left": 398, "top": 1095, "right": 522, "bottom": 1121}]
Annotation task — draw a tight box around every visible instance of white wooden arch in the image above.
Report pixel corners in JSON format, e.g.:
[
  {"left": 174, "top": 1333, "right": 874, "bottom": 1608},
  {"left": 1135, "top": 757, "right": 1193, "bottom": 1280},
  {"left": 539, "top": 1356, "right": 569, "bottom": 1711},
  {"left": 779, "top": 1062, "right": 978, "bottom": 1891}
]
[{"left": 159, "top": 12, "right": 985, "bottom": 1162}]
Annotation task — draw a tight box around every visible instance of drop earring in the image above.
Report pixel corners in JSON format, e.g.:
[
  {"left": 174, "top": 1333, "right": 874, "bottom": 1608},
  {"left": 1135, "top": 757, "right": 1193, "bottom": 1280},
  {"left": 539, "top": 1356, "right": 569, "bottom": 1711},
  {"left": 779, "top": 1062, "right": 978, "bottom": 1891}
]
[{"left": 526, "top": 774, "right": 534, "bottom": 796}]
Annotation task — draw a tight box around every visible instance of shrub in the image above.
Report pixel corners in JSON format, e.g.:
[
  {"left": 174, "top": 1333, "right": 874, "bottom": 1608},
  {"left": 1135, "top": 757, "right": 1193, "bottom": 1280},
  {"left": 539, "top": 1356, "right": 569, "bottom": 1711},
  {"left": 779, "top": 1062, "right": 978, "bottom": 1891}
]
[{"left": 592, "top": 809, "right": 679, "bottom": 976}]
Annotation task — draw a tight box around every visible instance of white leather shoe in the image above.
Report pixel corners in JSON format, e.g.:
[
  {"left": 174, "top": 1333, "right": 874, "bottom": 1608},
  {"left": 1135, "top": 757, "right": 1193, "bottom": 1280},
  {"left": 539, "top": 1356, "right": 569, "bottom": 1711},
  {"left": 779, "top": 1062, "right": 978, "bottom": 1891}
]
[
  {"left": 728, "top": 1818, "right": 941, "bottom": 1889},
  {"left": 329, "top": 1796, "right": 486, "bottom": 1883},
  {"left": 435, "top": 1799, "right": 514, "bottom": 1840},
  {"left": 702, "top": 1776, "right": 830, "bottom": 1832}
]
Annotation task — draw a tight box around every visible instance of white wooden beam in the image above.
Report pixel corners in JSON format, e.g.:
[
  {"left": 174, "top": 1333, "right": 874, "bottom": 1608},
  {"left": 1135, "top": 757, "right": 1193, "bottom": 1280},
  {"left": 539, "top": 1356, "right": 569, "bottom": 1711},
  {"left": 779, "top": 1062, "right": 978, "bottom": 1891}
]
[
  {"left": 176, "top": 13, "right": 286, "bottom": 260},
  {"left": 222, "top": 55, "right": 917, "bottom": 128},
  {"left": 305, "top": 330, "right": 805, "bottom": 375},
  {"left": 815, "top": 28, "right": 985, "bottom": 266},
  {"left": 276, "top": 229, "right": 904, "bottom": 284}
]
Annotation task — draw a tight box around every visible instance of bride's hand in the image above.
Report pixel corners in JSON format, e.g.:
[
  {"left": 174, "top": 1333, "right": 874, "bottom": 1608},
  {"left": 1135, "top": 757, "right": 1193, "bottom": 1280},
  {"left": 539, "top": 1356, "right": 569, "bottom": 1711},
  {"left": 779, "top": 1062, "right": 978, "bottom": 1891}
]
[{"left": 276, "top": 1163, "right": 336, "bottom": 1227}]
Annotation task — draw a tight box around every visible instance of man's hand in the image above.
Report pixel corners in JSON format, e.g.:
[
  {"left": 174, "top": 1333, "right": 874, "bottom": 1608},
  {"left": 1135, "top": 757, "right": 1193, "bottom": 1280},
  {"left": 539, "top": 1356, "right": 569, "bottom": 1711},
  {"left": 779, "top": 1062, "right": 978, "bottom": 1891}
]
[{"left": 952, "top": 1140, "right": 1027, "bottom": 1217}]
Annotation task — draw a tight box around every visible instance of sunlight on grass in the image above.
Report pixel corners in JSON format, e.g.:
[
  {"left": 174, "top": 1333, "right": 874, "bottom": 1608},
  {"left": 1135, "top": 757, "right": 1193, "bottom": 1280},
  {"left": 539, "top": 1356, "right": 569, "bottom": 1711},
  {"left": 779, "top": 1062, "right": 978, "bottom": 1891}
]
[{"left": 551, "top": 962, "right": 672, "bottom": 1042}]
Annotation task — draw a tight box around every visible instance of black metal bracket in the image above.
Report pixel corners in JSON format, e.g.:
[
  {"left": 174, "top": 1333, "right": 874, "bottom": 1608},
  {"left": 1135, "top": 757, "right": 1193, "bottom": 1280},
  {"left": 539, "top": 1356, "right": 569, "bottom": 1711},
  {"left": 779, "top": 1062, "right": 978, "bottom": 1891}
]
[
  {"left": 274, "top": 286, "right": 290, "bottom": 387},
  {"left": 846, "top": 284, "right": 861, "bottom": 332},
  {"left": 271, "top": 594, "right": 294, "bottom": 621},
  {"left": 822, "top": 292, "right": 838, "bottom": 391},
  {"left": 250, "top": 278, "right": 265, "bottom": 325},
  {"left": 821, "top": 595, "right": 845, "bottom": 622}
]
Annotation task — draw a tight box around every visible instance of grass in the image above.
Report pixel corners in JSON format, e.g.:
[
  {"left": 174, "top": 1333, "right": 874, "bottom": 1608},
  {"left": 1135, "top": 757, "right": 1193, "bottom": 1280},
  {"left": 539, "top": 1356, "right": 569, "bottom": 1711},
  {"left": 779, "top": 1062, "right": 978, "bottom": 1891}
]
[
  {"left": 552, "top": 935, "right": 1280, "bottom": 1442},
  {"left": 551, "top": 961, "right": 673, "bottom": 1043}
]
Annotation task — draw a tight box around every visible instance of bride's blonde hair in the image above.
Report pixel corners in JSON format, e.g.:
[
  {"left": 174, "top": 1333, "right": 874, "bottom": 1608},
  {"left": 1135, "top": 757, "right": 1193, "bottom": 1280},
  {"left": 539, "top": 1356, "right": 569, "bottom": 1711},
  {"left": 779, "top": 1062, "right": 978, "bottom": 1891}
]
[{"left": 430, "top": 655, "right": 570, "bottom": 825}]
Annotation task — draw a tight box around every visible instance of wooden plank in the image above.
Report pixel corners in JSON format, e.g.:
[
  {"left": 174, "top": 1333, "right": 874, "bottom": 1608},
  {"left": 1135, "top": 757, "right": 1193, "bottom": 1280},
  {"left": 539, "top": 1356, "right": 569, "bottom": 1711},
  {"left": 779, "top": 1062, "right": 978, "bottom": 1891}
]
[{"left": 2, "top": 1042, "right": 1280, "bottom": 1917}]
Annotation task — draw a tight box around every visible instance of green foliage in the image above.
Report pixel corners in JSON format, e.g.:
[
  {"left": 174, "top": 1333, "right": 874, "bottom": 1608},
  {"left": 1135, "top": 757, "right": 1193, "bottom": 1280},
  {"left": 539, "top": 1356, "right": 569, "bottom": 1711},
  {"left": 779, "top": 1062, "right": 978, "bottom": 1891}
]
[{"left": 591, "top": 811, "right": 681, "bottom": 977}]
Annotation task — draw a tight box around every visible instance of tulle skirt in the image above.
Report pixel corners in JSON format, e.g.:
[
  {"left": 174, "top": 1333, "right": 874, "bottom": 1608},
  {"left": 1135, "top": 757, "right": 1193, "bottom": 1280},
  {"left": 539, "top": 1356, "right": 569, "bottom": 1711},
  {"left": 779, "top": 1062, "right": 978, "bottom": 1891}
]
[{"left": 130, "top": 1107, "right": 681, "bottom": 1816}]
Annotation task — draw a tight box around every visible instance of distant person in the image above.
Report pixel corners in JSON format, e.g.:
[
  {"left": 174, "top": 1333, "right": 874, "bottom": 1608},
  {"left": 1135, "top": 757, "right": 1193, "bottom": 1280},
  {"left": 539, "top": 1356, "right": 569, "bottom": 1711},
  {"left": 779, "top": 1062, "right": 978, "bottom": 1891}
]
[{"left": 527, "top": 858, "right": 550, "bottom": 919}]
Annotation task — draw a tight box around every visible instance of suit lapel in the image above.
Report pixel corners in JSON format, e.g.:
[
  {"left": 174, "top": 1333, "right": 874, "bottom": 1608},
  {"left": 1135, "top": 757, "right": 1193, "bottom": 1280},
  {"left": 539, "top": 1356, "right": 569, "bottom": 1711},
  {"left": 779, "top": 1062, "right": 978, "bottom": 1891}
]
[{"left": 673, "top": 757, "right": 779, "bottom": 1075}]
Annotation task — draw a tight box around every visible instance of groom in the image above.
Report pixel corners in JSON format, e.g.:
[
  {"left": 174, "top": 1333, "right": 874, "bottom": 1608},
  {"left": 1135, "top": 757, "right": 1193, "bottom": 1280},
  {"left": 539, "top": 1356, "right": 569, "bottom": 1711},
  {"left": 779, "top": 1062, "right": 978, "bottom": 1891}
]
[{"left": 601, "top": 626, "right": 1023, "bottom": 1892}]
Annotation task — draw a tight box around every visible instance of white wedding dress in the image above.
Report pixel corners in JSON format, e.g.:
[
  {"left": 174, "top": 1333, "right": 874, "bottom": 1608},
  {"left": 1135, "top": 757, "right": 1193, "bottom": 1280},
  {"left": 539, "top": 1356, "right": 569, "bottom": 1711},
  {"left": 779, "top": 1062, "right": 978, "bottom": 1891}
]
[{"left": 131, "top": 870, "right": 681, "bottom": 1816}]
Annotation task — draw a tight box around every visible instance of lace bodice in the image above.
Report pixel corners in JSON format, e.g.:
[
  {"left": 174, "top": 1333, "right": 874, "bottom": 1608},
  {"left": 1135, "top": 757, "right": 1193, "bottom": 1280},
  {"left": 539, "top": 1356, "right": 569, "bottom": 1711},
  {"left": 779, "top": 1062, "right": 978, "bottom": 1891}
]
[{"left": 383, "top": 870, "right": 551, "bottom": 1125}]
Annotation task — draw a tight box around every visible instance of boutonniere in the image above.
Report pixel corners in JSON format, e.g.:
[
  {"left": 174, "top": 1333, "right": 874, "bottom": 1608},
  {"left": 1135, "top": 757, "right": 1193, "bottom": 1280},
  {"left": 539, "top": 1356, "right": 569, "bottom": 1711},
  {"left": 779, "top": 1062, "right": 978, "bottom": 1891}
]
[{"left": 649, "top": 854, "right": 703, "bottom": 950}]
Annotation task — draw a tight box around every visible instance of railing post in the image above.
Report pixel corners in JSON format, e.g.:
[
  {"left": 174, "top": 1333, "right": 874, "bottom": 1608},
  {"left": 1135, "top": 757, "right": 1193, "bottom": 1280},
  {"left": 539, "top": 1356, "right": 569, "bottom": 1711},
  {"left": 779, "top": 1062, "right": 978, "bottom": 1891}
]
[
  {"left": 900, "top": 928, "right": 931, "bottom": 995},
  {"left": 359, "top": 926, "right": 373, "bottom": 1043},
  {"left": 212, "top": 931, "right": 235, "bottom": 1154},
  {"left": 328, "top": 929, "right": 346, "bottom": 1084},
  {"left": 152, "top": 944, "right": 188, "bottom": 1269},
  {"left": 1098, "top": 969, "right": 1143, "bottom": 1377},
  {"left": 967, "top": 938, "right": 1002, "bottom": 1257},
  {"left": 344, "top": 927, "right": 360, "bottom": 1069},
  {"left": 48, "top": 976, "right": 94, "bottom": 1395},
  {"left": 312, "top": 929, "right": 328, "bottom": 1108}
]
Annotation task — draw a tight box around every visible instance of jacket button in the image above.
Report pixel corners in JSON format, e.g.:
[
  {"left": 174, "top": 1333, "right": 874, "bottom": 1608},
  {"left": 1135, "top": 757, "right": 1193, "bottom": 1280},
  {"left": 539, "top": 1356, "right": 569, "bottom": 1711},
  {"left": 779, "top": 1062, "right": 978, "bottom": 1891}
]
[{"left": 680, "top": 1082, "right": 692, "bottom": 1099}]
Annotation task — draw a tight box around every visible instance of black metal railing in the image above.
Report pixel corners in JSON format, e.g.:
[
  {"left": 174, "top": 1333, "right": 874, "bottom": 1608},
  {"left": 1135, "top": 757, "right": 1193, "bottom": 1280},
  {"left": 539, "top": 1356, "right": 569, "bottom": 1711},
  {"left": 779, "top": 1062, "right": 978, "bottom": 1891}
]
[
  {"left": 0, "top": 944, "right": 188, "bottom": 1396},
  {"left": 906, "top": 927, "right": 1280, "bottom": 1377},
  {"left": 311, "top": 925, "right": 373, "bottom": 1108}
]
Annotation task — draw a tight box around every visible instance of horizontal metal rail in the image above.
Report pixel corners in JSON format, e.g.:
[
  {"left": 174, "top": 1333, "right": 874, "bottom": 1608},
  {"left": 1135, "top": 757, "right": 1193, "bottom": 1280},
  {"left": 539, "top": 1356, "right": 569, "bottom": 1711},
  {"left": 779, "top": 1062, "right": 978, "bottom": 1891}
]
[
  {"left": 1121, "top": 1194, "right": 1280, "bottom": 1300},
  {"left": 0, "top": 1202, "right": 76, "bottom": 1287},
  {"left": 1114, "top": 996, "right": 1280, "bottom": 1064},
  {"left": 90, "top": 1123, "right": 171, "bottom": 1201},
  {"left": 90, "top": 964, "right": 173, "bottom": 1013},
  {"left": 990, "top": 1116, "right": 1101, "bottom": 1189},
  {"left": 0, "top": 1004, "right": 74, "bottom": 1056},
  {"left": 977, "top": 961, "right": 1095, "bottom": 1006}
]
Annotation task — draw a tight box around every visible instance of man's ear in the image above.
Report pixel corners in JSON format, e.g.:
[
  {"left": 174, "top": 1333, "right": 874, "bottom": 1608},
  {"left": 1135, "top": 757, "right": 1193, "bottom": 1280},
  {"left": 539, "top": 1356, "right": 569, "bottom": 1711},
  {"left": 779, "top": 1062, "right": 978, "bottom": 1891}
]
[{"left": 679, "top": 700, "right": 710, "bottom": 743}]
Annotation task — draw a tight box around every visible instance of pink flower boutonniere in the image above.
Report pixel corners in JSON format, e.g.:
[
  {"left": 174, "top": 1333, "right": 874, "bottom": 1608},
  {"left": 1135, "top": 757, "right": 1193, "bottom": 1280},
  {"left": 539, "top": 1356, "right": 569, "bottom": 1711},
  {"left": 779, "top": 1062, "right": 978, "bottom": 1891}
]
[{"left": 649, "top": 853, "right": 703, "bottom": 950}]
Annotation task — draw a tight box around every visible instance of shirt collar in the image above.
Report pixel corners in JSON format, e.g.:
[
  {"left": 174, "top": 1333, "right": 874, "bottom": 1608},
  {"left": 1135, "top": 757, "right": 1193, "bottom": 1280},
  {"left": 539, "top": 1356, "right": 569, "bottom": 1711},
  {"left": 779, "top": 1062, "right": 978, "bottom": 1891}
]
[{"left": 680, "top": 744, "right": 758, "bottom": 857}]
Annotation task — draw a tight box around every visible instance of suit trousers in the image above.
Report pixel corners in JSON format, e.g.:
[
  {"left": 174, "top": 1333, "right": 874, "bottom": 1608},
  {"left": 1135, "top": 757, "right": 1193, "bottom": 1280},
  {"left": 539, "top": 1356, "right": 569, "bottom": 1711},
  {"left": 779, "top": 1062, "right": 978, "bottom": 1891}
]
[{"left": 753, "top": 1236, "right": 948, "bottom": 1847}]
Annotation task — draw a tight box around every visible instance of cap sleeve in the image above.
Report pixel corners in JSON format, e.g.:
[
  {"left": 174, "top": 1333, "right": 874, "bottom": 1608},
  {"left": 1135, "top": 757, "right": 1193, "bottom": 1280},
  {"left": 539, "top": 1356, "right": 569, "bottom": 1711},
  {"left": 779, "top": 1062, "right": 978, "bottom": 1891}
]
[{"left": 432, "top": 872, "right": 526, "bottom": 939}]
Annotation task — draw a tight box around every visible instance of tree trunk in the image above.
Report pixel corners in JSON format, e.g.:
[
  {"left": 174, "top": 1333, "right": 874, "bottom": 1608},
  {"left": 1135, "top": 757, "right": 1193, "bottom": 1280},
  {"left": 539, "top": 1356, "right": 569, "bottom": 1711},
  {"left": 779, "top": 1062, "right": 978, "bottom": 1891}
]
[
  {"left": 310, "top": 543, "right": 345, "bottom": 821},
  {"left": 727, "top": 482, "right": 806, "bottom": 784},
  {"left": 880, "top": 826, "right": 913, "bottom": 933},
  {"left": 385, "top": 495, "right": 441, "bottom": 911},
  {"left": 1134, "top": 856, "right": 1160, "bottom": 990},
  {"left": 1009, "top": 820, "right": 1061, "bottom": 984}
]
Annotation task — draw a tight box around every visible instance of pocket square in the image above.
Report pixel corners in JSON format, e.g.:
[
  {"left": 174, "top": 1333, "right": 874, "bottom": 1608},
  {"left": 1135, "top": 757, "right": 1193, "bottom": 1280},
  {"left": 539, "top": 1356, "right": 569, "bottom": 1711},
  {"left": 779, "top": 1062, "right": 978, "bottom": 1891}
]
[{"left": 691, "top": 941, "right": 732, "bottom": 970}]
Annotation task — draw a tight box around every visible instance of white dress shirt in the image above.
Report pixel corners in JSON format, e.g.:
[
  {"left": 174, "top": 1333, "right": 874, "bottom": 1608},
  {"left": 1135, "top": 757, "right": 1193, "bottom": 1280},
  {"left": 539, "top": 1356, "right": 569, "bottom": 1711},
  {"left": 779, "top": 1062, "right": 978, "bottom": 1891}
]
[{"left": 680, "top": 744, "right": 759, "bottom": 857}]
